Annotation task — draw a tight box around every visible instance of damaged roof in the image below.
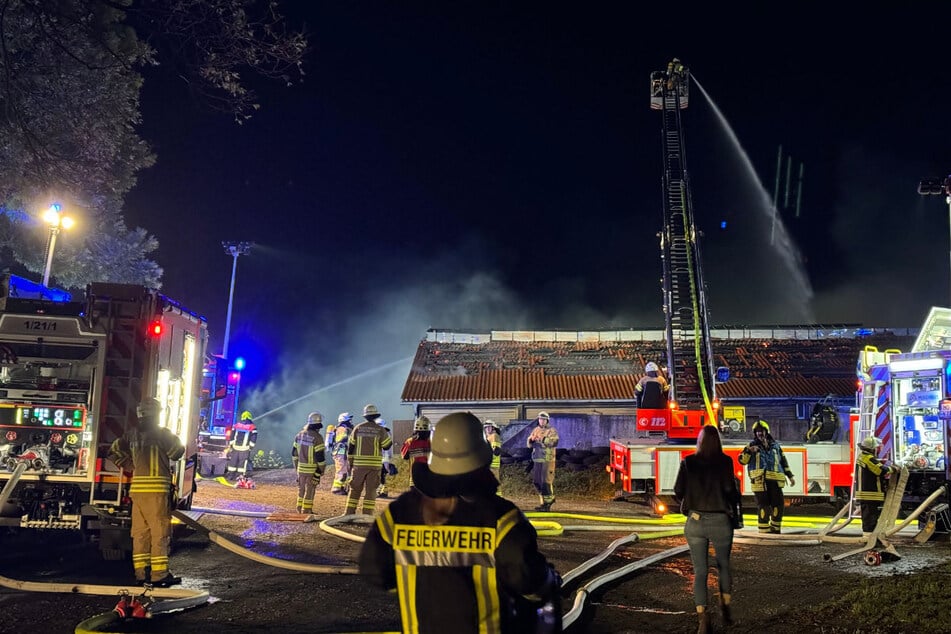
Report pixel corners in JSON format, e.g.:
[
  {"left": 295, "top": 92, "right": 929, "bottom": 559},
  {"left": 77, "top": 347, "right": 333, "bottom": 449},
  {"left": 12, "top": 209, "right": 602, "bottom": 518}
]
[{"left": 401, "top": 327, "right": 916, "bottom": 403}]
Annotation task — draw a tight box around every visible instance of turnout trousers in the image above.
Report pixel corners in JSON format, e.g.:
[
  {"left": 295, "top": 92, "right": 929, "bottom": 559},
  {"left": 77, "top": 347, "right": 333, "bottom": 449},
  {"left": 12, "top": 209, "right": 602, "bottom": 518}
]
[
  {"left": 130, "top": 491, "right": 172, "bottom": 581},
  {"left": 532, "top": 461, "right": 556, "bottom": 505},
  {"left": 346, "top": 465, "right": 381, "bottom": 515}
]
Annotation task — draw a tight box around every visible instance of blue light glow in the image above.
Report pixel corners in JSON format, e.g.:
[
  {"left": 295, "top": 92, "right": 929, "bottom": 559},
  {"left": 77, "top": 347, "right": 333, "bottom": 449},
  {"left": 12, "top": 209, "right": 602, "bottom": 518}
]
[{"left": 234, "top": 357, "right": 246, "bottom": 371}]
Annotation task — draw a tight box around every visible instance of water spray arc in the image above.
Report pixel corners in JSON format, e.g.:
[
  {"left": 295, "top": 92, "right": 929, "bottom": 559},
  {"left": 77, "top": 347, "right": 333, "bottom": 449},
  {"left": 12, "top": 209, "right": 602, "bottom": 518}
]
[
  {"left": 254, "top": 356, "right": 415, "bottom": 420},
  {"left": 691, "top": 77, "right": 814, "bottom": 322}
]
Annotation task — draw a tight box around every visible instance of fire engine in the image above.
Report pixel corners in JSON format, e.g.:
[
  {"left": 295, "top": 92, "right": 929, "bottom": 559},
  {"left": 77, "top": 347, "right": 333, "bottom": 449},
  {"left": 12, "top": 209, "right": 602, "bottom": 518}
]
[
  {"left": 197, "top": 354, "right": 243, "bottom": 476},
  {"left": 855, "top": 307, "right": 951, "bottom": 529},
  {"left": 607, "top": 60, "right": 855, "bottom": 508},
  {"left": 0, "top": 274, "right": 207, "bottom": 556}
]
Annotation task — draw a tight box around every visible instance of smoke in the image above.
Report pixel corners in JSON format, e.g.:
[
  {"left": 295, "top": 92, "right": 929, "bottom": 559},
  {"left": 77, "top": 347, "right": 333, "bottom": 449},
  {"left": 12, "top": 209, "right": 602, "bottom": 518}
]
[{"left": 239, "top": 243, "right": 539, "bottom": 460}]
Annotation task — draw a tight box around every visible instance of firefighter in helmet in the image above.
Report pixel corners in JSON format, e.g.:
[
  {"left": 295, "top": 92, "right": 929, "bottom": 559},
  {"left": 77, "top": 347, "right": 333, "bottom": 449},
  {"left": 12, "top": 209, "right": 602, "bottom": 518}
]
[
  {"left": 345, "top": 404, "right": 392, "bottom": 514},
  {"left": 484, "top": 420, "right": 503, "bottom": 482},
  {"left": 738, "top": 420, "right": 795, "bottom": 533},
  {"left": 226, "top": 410, "right": 257, "bottom": 483},
  {"left": 291, "top": 411, "right": 326, "bottom": 514},
  {"left": 855, "top": 436, "right": 899, "bottom": 537},
  {"left": 400, "top": 415, "right": 432, "bottom": 487},
  {"left": 635, "top": 361, "right": 669, "bottom": 408},
  {"left": 108, "top": 398, "right": 184, "bottom": 586},
  {"left": 359, "top": 411, "right": 562, "bottom": 633},
  {"left": 527, "top": 412, "right": 559, "bottom": 512},
  {"left": 329, "top": 412, "right": 354, "bottom": 494},
  {"left": 377, "top": 420, "right": 397, "bottom": 499}
]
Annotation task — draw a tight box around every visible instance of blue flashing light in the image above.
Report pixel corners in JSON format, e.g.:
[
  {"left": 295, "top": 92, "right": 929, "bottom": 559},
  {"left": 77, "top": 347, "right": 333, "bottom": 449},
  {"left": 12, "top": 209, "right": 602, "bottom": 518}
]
[
  {"left": 6, "top": 274, "right": 71, "bottom": 302},
  {"left": 233, "top": 357, "right": 246, "bottom": 371},
  {"left": 50, "top": 203, "right": 62, "bottom": 212},
  {"left": 720, "top": 220, "right": 727, "bottom": 230}
]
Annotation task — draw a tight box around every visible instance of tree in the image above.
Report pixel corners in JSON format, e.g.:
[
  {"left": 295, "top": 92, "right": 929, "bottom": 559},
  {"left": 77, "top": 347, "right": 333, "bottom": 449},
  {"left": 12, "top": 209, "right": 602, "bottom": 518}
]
[{"left": 0, "top": 0, "right": 305, "bottom": 288}]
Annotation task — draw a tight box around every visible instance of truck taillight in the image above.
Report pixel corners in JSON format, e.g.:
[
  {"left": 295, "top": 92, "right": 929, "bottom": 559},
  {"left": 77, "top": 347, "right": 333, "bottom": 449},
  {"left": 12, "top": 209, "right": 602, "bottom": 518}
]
[{"left": 148, "top": 320, "right": 163, "bottom": 337}]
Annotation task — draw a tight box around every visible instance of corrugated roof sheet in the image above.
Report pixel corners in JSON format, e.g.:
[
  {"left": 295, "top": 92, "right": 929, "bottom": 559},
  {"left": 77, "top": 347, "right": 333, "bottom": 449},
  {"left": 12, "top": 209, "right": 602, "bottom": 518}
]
[{"left": 402, "top": 333, "right": 913, "bottom": 403}]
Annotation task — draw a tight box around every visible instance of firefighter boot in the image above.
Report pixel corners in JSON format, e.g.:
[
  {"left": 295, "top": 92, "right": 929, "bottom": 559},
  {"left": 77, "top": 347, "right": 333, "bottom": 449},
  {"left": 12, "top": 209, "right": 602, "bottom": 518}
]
[
  {"left": 697, "top": 610, "right": 711, "bottom": 634},
  {"left": 720, "top": 596, "right": 733, "bottom": 627}
]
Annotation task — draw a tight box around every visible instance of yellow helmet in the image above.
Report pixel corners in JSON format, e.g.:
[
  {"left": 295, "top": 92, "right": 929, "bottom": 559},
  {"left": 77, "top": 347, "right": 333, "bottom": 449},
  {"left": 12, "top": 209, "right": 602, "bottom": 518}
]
[
  {"left": 429, "top": 412, "right": 492, "bottom": 475},
  {"left": 240, "top": 410, "right": 253, "bottom": 421}
]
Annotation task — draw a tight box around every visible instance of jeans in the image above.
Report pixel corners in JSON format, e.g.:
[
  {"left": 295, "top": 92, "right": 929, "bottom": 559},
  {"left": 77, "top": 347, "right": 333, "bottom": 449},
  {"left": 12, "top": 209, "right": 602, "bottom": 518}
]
[{"left": 684, "top": 511, "right": 734, "bottom": 607}]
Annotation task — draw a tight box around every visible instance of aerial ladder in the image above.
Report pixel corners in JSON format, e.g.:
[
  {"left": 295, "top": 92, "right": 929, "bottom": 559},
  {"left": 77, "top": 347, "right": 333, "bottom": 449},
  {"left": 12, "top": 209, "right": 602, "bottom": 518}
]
[{"left": 642, "top": 59, "right": 718, "bottom": 440}]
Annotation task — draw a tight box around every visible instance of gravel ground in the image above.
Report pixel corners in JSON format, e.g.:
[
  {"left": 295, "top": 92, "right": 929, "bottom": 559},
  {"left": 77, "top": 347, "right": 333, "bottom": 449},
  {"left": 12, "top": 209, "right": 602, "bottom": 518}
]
[{"left": 0, "top": 468, "right": 948, "bottom": 633}]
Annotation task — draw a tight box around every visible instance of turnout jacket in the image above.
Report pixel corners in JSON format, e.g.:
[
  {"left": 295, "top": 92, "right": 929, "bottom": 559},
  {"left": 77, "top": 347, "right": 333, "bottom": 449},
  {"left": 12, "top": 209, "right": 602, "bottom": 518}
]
[
  {"left": 348, "top": 420, "right": 393, "bottom": 468},
  {"left": 527, "top": 426, "right": 559, "bottom": 463},
  {"left": 855, "top": 450, "right": 896, "bottom": 502},
  {"left": 229, "top": 420, "right": 257, "bottom": 451},
  {"left": 291, "top": 426, "right": 326, "bottom": 475},
  {"left": 738, "top": 438, "right": 793, "bottom": 492},
  {"left": 109, "top": 425, "right": 184, "bottom": 494},
  {"left": 359, "top": 488, "right": 557, "bottom": 634},
  {"left": 400, "top": 436, "right": 432, "bottom": 464}
]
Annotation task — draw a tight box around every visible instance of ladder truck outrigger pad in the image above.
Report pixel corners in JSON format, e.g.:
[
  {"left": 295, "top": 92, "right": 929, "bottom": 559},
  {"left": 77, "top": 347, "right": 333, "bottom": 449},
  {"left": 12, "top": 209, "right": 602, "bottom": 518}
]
[{"left": 0, "top": 275, "right": 208, "bottom": 558}]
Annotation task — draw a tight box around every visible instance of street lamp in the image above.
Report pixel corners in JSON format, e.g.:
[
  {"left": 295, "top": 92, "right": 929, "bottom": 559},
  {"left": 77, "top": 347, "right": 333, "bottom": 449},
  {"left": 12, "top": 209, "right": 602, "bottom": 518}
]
[
  {"left": 221, "top": 241, "right": 254, "bottom": 360},
  {"left": 917, "top": 176, "right": 951, "bottom": 306},
  {"left": 41, "top": 203, "right": 74, "bottom": 287}
]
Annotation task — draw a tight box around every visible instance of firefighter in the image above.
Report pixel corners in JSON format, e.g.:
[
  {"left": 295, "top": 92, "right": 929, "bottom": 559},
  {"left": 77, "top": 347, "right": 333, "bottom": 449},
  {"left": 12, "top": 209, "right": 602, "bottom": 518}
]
[
  {"left": 291, "top": 411, "right": 326, "bottom": 514},
  {"left": 346, "top": 404, "right": 392, "bottom": 514},
  {"left": 329, "top": 412, "right": 354, "bottom": 494},
  {"left": 358, "top": 411, "right": 562, "bottom": 634},
  {"left": 225, "top": 410, "right": 257, "bottom": 483},
  {"left": 635, "top": 361, "right": 669, "bottom": 408},
  {"left": 400, "top": 415, "right": 432, "bottom": 488},
  {"left": 738, "top": 420, "right": 796, "bottom": 534},
  {"left": 527, "top": 412, "right": 559, "bottom": 512},
  {"left": 484, "top": 420, "right": 503, "bottom": 482},
  {"left": 108, "top": 398, "right": 184, "bottom": 587},
  {"left": 855, "top": 436, "right": 899, "bottom": 537},
  {"left": 377, "top": 420, "right": 396, "bottom": 498}
]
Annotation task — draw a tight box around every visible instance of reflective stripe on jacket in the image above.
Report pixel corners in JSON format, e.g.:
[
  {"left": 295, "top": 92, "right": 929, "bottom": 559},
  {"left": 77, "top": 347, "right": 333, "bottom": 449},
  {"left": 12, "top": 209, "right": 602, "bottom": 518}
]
[
  {"left": 292, "top": 427, "right": 326, "bottom": 474},
  {"left": 348, "top": 421, "right": 393, "bottom": 468},
  {"left": 528, "top": 427, "right": 559, "bottom": 463},
  {"left": 738, "top": 441, "right": 792, "bottom": 491},
  {"left": 358, "top": 489, "right": 556, "bottom": 634},
  {"left": 855, "top": 451, "right": 893, "bottom": 502},
  {"left": 109, "top": 426, "right": 184, "bottom": 494},
  {"left": 230, "top": 421, "right": 257, "bottom": 451}
]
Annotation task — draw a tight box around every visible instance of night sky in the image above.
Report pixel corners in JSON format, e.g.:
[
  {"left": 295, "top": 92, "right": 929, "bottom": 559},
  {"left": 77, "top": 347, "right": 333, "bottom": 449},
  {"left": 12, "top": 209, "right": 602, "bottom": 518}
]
[{"left": 119, "top": 3, "right": 951, "bottom": 444}]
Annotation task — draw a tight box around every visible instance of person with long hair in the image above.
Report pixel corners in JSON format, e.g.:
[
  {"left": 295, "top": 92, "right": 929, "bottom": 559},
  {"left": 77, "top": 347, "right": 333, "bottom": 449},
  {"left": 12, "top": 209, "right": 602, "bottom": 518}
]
[{"left": 674, "top": 425, "right": 741, "bottom": 633}]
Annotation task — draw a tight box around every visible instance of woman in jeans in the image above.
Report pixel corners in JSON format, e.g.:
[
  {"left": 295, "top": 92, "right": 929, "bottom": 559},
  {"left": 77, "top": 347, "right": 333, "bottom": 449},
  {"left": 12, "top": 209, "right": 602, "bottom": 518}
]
[{"left": 674, "top": 425, "right": 741, "bottom": 633}]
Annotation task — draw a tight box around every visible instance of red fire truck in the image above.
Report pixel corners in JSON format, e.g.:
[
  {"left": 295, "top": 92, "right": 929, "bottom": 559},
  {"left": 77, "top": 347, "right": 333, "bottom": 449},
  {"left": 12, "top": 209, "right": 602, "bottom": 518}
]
[{"left": 0, "top": 275, "right": 207, "bottom": 557}]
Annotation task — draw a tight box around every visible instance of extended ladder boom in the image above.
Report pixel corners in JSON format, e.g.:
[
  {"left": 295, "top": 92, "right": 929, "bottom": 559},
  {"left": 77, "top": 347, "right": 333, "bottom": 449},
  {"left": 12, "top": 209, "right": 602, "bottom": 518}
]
[{"left": 651, "top": 60, "right": 716, "bottom": 417}]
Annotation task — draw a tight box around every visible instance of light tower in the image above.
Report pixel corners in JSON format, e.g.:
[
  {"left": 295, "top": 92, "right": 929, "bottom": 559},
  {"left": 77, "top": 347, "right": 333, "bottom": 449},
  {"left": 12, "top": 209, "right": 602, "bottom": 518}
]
[
  {"left": 41, "top": 203, "right": 74, "bottom": 287},
  {"left": 221, "top": 241, "right": 254, "bottom": 360},
  {"left": 917, "top": 176, "right": 951, "bottom": 305}
]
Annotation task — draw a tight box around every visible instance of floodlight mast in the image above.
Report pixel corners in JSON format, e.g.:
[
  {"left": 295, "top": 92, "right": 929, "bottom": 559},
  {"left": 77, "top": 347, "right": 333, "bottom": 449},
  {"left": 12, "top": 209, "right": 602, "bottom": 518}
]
[
  {"left": 916, "top": 177, "right": 951, "bottom": 306},
  {"left": 221, "top": 241, "right": 254, "bottom": 360}
]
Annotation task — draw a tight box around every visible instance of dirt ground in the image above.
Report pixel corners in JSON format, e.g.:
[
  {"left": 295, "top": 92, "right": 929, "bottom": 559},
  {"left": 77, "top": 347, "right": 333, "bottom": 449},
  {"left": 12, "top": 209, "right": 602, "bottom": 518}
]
[{"left": 0, "top": 468, "right": 948, "bottom": 633}]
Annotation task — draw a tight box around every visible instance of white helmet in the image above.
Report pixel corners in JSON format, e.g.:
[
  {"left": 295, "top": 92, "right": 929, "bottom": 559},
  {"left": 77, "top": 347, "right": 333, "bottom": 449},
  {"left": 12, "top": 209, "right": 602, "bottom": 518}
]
[
  {"left": 337, "top": 412, "right": 353, "bottom": 424},
  {"left": 414, "top": 416, "right": 431, "bottom": 431},
  {"left": 307, "top": 411, "right": 323, "bottom": 425},
  {"left": 429, "top": 412, "right": 492, "bottom": 476},
  {"left": 363, "top": 403, "right": 380, "bottom": 417},
  {"left": 136, "top": 398, "right": 162, "bottom": 420},
  {"left": 645, "top": 362, "right": 659, "bottom": 373}
]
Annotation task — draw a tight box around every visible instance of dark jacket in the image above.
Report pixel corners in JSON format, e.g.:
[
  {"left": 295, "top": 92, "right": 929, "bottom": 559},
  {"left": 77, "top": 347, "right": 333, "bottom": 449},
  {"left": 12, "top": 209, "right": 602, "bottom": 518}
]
[
  {"left": 359, "top": 487, "right": 558, "bottom": 634},
  {"left": 674, "top": 453, "right": 740, "bottom": 515}
]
